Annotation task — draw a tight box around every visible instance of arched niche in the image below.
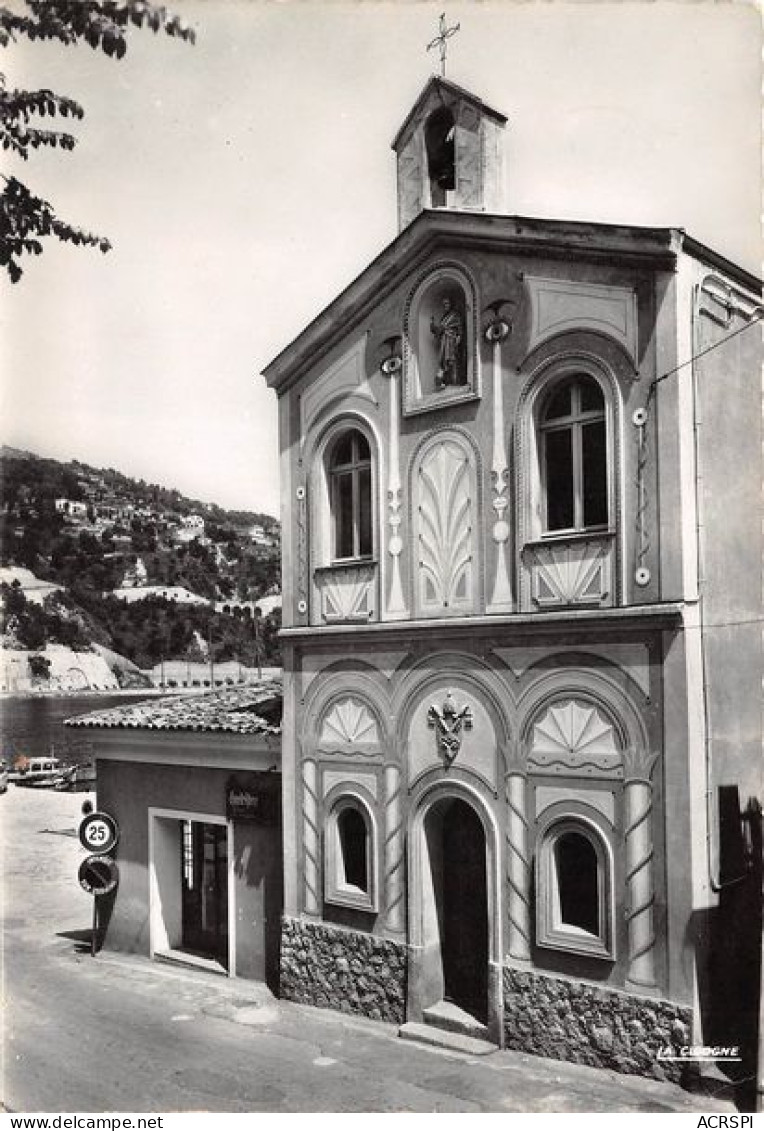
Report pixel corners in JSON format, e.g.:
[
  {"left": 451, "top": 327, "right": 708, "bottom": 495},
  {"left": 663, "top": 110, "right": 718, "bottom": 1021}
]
[{"left": 403, "top": 263, "right": 480, "bottom": 416}]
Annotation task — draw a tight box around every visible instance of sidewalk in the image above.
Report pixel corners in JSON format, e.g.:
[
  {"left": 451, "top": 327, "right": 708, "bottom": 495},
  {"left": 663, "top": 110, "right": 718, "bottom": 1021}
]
[{"left": 2, "top": 786, "right": 741, "bottom": 1114}]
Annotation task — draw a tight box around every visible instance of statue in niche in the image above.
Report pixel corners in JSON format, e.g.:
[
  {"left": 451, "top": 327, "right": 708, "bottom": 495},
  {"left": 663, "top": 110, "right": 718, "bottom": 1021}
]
[{"left": 430, "top": 295, "right": 465, "bottom": 389}]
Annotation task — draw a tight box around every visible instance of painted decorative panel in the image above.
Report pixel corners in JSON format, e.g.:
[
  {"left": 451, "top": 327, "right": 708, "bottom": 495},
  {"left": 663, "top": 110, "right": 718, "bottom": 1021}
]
[
  {"left": 322, "top": 768, "right": 378, "bottom": 800},
  {"left": 397, "top": 133, "right": 424, "bottom": 230},
  {"left": 455, "top": 110, "right": 481, "bottom": 210},
  {"left": 528, "top": 698, "right": 623, "bottom": 778},
  {"left": 522, "top": 535, "right": 614, "bottom": 610},
  {"left": 300, "top": 336, "right": 376, "bottom": 438},
  {"left": 315, "top": 563, "right": 377, "bottom": 624},
  {"left": 535, "top": 784, "right": 616, "bottom": 825},
  {"left": 414, "top": 438, "right": 475, "bottom": 616},
  {"left": 318, "top": 695, "right": 381, "bottom": 755},
  {"left": 523, "top": 276, "right": 638, "bottom": 364},
  {"left": 492, "top": 642, "right": 652, "bottom": 699}
]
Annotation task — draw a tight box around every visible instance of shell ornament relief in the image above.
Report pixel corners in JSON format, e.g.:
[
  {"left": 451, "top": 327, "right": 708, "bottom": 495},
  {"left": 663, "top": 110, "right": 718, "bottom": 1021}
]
[
  {"left": 528, "top": 698, "right": 622, "bottom": 777},
  {"left": 319, "top": 697, "right": 380, "bottom": 752}
]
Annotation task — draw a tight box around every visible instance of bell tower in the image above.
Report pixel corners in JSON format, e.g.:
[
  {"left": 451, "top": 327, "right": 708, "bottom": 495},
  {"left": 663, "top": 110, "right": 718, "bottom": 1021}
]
[{"left": 391, "top": 76, "right": 508, "bottom": 231}]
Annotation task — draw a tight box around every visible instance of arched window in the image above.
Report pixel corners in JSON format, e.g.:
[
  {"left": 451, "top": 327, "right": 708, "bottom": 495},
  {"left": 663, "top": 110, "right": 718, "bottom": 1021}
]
[
  {"left": 328, "top": 430, "right": 373, "bottom": 561},
  {"left": 337, "top": 807, "right": 368, "bottom": 891},
  {"left": 536, "top": 818, "right": 614, "bottom": 959},
  {"left": 554, "top": 830, "right": 599, "bottom": 935},
  {"left": 425, "top": 107, "right": 456, "bottom": 207},
  {"left": 539, "top": 375, "right": 608, "bottom": 533},
  {"left": 324, "top": 795, "right": 376, "bottom": 912}
]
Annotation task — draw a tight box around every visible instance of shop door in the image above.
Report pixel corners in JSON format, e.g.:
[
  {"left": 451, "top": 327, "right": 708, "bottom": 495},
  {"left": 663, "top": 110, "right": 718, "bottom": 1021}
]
[{"left": 181, "top": 821, "right": 228, "bottom": 966}]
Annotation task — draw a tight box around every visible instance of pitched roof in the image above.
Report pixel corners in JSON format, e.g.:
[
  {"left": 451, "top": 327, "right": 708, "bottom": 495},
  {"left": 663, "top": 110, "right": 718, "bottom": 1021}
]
[
  {"left": 391, "top": 75, "right": 507, "bottom": 151},
  {"left": 261, "top": 210, "right": 761, "bottom": 393},
  {"left": 65, "top": 679, "right": 283, "bottom": 735}
]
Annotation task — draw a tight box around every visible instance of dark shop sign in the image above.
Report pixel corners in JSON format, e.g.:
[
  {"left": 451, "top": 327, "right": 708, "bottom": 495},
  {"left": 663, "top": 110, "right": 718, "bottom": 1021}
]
[{"left": 226, "top": 777, "right": 279, "bottom": 824}]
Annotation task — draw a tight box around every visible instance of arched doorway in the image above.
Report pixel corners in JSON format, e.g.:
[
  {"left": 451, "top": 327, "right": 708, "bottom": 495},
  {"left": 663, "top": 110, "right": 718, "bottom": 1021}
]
[
  {"left": 420, "top": 795, "right": 488, "bottom": 1025},
  {"left": 438, "top": 798, "right": 488, "bottom": 1019}
]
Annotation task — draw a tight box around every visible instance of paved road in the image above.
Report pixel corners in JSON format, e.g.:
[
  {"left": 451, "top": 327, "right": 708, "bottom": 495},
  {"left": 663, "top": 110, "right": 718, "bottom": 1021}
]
[{"left": 2, "top": 786, "right": 737, "bottom": 1113}]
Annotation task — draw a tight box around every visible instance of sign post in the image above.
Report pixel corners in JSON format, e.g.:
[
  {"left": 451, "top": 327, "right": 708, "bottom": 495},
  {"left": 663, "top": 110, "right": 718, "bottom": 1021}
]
[{"left": 77, "top": 810, "right": 120, "bottom": 956}]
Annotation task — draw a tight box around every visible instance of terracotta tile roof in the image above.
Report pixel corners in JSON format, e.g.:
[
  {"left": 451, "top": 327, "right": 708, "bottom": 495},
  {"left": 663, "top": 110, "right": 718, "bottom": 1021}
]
[{"left": 65, "top": 679, "right": 283, "bottom": 735}]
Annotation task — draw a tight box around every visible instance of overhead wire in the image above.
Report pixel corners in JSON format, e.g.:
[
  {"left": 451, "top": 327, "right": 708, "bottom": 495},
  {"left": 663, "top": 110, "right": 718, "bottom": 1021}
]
[{"left": 645, "top": 309, "right": 763, "bottom": 407}]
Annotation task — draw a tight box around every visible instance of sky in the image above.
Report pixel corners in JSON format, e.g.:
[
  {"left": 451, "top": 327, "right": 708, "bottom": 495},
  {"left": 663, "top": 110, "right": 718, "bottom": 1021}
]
[{"left": 2, "top": 0, "right": 761, "bottom": 519}]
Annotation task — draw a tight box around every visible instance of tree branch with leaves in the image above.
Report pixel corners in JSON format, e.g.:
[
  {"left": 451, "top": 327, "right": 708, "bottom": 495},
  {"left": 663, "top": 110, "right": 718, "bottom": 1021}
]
[{"left": 0, "top": 1, "right": 195, "bottom": 282}]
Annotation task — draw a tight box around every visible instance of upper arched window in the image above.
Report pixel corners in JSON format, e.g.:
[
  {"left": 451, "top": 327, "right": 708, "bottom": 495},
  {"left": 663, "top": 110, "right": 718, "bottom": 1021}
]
[
  {"left": 539, "top": 375, "right": 608, "bottom": 533},
  {"left": 328, "top": 430, "right": 373, "bottom": 561}
]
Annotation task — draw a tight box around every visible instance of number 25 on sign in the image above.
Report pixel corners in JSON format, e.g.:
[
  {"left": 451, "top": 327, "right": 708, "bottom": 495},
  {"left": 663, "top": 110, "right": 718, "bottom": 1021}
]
[{"left": 79, "top": 810, "right": 119, "bottom": 855}]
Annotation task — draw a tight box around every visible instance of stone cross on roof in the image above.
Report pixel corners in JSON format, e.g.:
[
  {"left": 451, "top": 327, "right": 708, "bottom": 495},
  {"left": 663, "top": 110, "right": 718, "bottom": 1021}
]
[{"left": 427, "top": 12, "right": 460, "bottom": 78}]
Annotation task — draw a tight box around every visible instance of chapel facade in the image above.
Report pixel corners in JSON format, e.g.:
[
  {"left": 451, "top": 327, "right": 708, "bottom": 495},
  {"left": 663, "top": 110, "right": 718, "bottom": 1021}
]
[{"left": 263, "top": 77, "right": 762, "bottom": 1079}]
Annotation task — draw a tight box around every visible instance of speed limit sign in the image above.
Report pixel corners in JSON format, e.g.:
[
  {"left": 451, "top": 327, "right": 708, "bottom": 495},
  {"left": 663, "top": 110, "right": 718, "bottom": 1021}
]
[{"left": 79, "top": 810, "right": 119, "bottom": 855}]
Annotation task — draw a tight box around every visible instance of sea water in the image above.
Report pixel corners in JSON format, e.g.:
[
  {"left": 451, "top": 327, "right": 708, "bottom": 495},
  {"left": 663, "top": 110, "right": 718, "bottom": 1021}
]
[{"left": 1, "top": 692, "right": 164, "bottom": 767}]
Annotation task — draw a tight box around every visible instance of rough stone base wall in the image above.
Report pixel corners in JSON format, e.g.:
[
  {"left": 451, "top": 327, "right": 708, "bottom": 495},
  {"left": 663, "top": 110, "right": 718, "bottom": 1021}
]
[
  {"left": 280, "top": 916, "right": 407, "bottom": 1024},
  {"left": 503, "top": 967, "right": 692, "bottom": 1083}
]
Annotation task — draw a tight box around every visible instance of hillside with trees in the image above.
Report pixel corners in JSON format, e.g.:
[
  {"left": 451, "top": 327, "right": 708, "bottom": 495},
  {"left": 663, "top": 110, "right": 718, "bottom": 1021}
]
[{"left": 0, "top": 449, "right": 282, "bottom": 672}]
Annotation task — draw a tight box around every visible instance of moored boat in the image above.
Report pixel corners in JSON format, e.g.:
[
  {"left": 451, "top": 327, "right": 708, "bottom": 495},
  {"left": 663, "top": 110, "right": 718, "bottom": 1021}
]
[{"left": 8, "top": 755, "right": 76, "bottom": 789}]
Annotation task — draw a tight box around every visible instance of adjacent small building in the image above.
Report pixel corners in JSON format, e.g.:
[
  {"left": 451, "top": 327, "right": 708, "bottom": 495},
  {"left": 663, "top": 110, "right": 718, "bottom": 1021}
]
[{"left": 67, "top": 683, "right": 283, "bottom": 985}]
